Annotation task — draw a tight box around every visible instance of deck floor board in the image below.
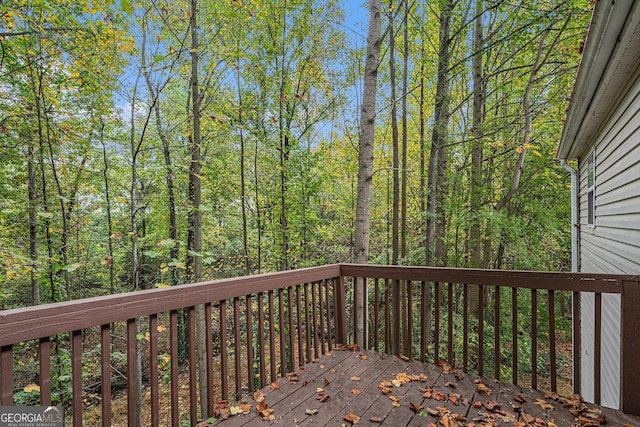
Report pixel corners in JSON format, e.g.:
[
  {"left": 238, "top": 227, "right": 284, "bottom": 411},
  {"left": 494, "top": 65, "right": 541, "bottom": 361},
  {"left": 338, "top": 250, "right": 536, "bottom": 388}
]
[{"left": 214, "top": 348, "right": 640, "bottom": 426}]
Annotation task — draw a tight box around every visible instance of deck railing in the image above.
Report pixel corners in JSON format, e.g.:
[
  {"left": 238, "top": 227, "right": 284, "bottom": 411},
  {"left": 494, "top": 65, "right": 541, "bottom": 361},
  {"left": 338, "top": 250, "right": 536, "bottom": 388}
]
[{"left": 0, "top": 264, "right": 638, "bottom": 425}]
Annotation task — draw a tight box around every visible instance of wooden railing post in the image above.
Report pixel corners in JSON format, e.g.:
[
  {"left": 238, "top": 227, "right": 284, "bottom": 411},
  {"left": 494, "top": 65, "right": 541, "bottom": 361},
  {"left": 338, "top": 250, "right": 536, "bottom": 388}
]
[
  {"left": 334, "top": 275, "right": 348, "bottom": 345},
  {"left": 621, "top": 280, "right": 640, "bottom": 415}
]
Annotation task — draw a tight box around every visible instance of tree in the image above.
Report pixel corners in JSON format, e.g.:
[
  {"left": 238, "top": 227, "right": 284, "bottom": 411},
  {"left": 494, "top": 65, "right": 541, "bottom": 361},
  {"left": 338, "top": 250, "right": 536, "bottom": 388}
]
[{"left": 354, "top": 0, "right": 383, "bottom": 345}]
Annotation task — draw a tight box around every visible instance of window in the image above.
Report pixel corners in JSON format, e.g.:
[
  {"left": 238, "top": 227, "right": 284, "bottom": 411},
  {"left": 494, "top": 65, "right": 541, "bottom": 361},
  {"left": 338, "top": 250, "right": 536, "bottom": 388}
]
[{"left": 587, "top": 150, "right": 595, "bottom": 227}]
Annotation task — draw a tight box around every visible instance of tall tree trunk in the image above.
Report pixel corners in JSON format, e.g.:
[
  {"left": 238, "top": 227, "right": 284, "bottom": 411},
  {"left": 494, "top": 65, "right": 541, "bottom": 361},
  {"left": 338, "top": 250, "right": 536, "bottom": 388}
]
[
  {"left": 389, "top": 3, "right": 399, "bottom": 266},
  {"left": 128, "top": 60, "right": 143, "bottom": 425},
  {"left": 353, "top": 0, "right": 382, "bottom": 346},
  {"left": 100, "top": 130, "right": 115, "bottom": 295},
  {"left": 426, "top": 0, "right": 453, "bottom": 266},
  {"left": 187, "top": 0, "right": 207, "bottom": 418},
  {"left": 27, "top": 140, "right": 38, "bottom": 305},
  {"left": 400, "top": 0, "right": 410, "bottom": 357},
  {"left": 469, "top": 0, "right": 485, "bottom": 313},
  {"left": 400, "top": 0, "right": 409, "bottom": 262},
  {"left": 236, "top": 67, "right": 250, "bottom": 274}
]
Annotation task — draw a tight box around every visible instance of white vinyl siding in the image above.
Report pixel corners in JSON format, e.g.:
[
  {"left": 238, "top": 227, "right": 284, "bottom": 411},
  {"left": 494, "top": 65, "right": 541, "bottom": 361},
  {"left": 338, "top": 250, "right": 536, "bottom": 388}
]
[{"left": 577, "top": 67, "right": 640, "bottom": 410}]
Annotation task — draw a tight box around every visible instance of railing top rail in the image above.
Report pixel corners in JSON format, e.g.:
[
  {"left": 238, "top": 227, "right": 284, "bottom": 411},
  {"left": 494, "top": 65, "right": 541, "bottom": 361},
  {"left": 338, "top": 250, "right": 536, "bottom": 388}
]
[
  {"left": 339, "top": 264, "right": 636, "bottom": 293},
  {"left": 0, "top": 264, "right": 341, "bottom": 347}
]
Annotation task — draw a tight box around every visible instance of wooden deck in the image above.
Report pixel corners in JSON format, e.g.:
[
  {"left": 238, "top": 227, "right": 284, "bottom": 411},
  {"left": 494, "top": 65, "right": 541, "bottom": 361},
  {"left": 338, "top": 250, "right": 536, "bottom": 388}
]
[{"left": 212, "top": 347, "right": 640, "bottom": 427}]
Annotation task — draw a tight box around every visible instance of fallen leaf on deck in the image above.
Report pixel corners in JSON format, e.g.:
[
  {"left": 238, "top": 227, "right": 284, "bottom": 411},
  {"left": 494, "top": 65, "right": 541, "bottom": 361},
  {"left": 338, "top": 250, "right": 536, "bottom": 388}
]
[
  {"left": 305, "top": 408, "right": 319, "bottom": 415},
  {"left": 358, "top": 354, "right": 368, "bottom": 360},
  {"left": 229, "top": 406, "right": 244, "bottom": 415},
  {"left": 496, "top": 411, "right": 517, "bottom": 423},
  {"left": 535, "top": 398, "right": 555, "bottom": 411},
  {"left": 432, "top": 390, "right": 447, "bottom": 401},
  {"left": 475, "top": 381, "right": 492, "bottom": 396},
  {"left": 389, "top": 395, "right": 398, "bottom": 402},
  {"left": 409, "top": 401, "right": 423, "bottom": 413},
  {"left": 370, "top": 416, "right": 383, "bottom": 423},
  {"left": 214, "top": 400, "right": 230, "bottom": 420},
  {"left": 351, "top": 388, "right": 361, "bottom": 395},
  {"left": 521, "top": 412, "right": 535, "bottom": 424},
  {"left": 471, "top": 401, "right": 483, "bottom": 408},
  {"left": 548, "top": 420, "right": 558, "bottom": 427},
  {"left": 316, "top": 387, "right": 324, "bottom": 392},
  {"left": 392, "top": 401, "right": 401, "bottom": 407},
  {"left": 351, "top": 376, "right": 360, "bottom": 381},
  {"left": 324, "top": 377, "right": 330, "bottom": 386},
  {"left": 253, "top": 390, "right": 265, "bottom": 403},
  {"left": 317, "top": 393, "right": 331, "bottom": 402},
  {"left": 448, "top": 393, "right": 461, "bottom": 405},
  {"left": 343, "top": 412, "right": 360, "bottom": 424},
  {"left": 484, "top": 400, "right": 501, "bottom": 411},
  {"left": 544, "top": 391, "right": 560, "bottom": 400},
  {"left": 270, "top": 382, "right": 280, "bottom": 390},
  {"left": 256, "top": 401, "right": 274, "bottom": 420},
  {"left": 400, "top": 355, "right": 410, "bottom": 361},
  {"left": 515, "top": 394, "right": 526, "bottom": 403},
  {"left": 426, "top": 407, "right": 439, "bottom": 416},
  {"left": 445, "top": 380, "right": 456, "bottom": 388}
]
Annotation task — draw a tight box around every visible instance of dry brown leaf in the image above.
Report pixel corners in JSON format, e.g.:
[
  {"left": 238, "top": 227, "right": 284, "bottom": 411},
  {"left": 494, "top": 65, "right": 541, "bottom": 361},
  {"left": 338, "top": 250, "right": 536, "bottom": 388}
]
[
  {"left": 484, "top": 399, "right": 501, "bottom": 411},
  {"left": 432, "top": 390, "right": 447, "bottom": 401},
  {"left": 317, "top": 393, "right": 331, "bottom": 402},
  {"left": 471, "top": 401, "right": 483, "bottom": 408},
  {"left": 343, "top": 412, "right": 360, "bottom": 424},
  {"left": 389, "top": 395, "right": 398, "bottom": 402},
  {"left": 475, "top": 381, "right": 492, "bottom": 396},
  {"left": 547, "top": 420, "right": 558, "bottom": 427},
  {"left": 445, "top": 380, "right": 456, "bottom": 388},
  {"left": 370, "top": 416, "right": 383, "bottom": 423},
  {"left": 409, "top": 401, "right": 423, "bottom": 413},
  {"left": 496, "top": 411, "right": 517, "bottom": 423},
  {"left": 514, "top": 394, "right": 526, "bottom": 403},
  {"left": 351, "top": 389, "right": 361, "bottom": 395},
  {"left": 351, "top": 376, "right": 360, "bottom": 381},
  {"left": 270, "top": 382, "right": 280, "bottom": 390},
  {"left": 316, "top": 387, "right": 325, "bottom": 393},
  {"left": 521, "top": 412, "right": 535, "bottom": 424},
  {"left": 324, "top": 377, "right": 330, "bottom": 386},
  {"left": 448, "top": 393, "right": 461, "bottom": 406},
  {"left": 358, "top": 354, "right": 368, "bottom": 360},
  {"left": 392, "top": 401, "right": 401, "bottom": 407},
  {"left": 535, "top": 398, "right": 555, "bottom": 411},
  {"left": 400, "top": 355, "right": 410, "bottom": 361},
  {"left": 426, "top": 407, "right": 439, "bottom": 416},
  {"left": 305, "top": 408, "right": 319, "bottom": 415},
  {"left": 214, "top": 400, "right": 231, "bottom": 420},
  {"left": 256, "top": 400, "right": 274, "bottom": 421},
  {"left": 253, "top": 390, "right": 265, "bottom": 403}
]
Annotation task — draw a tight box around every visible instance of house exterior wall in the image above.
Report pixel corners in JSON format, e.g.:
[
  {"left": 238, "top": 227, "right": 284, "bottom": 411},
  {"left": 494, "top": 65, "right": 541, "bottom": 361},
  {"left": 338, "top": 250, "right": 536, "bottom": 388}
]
[{"left": 577, "top": 69, "right": 640, "bottom": 409}]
